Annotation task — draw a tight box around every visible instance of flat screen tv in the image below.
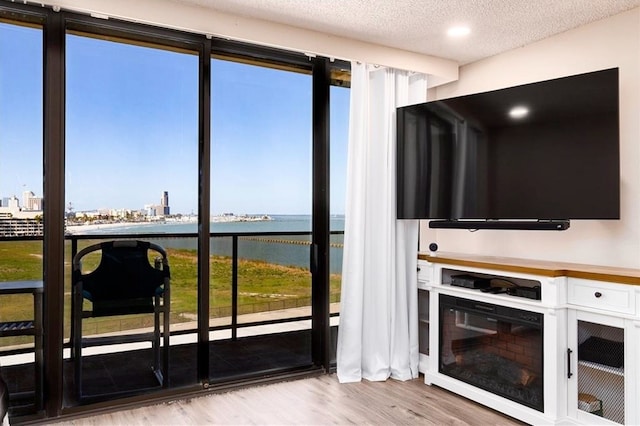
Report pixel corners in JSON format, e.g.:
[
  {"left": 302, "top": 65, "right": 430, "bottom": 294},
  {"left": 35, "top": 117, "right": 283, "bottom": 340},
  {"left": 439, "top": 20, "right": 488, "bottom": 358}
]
[{"left": 396, "top": 68, "right": 620, "bottom": 230}]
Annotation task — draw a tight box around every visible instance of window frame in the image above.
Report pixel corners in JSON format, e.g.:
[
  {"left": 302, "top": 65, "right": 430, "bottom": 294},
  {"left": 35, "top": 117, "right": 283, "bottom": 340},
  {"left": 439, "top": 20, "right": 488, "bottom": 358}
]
[{"left": 0, "top": 2, "right": 350, "bottom": 420}]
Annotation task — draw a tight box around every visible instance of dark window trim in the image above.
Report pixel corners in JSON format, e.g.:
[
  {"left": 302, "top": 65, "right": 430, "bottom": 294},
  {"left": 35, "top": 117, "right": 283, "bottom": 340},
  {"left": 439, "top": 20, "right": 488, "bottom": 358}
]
[
  {"left": 43, "top": 8, "right": 65, "bottom": 419},
  {"left": 0, "top": 1, "right": 46, "bottom": 25},
  {"left": 0, "top": 1, "right": 350, "bottom": 421},
  {"left": 311, "top": 57, "right": 331, "bottom": 370},
  {"left": 63, "top": 14, "right": 203, "bottom": 53},
  {"left": 197, "top": 36, "right": 212, "bottom": 387},
  {"left": 212, "top": 38, "right": 312, "bottom": 71}
]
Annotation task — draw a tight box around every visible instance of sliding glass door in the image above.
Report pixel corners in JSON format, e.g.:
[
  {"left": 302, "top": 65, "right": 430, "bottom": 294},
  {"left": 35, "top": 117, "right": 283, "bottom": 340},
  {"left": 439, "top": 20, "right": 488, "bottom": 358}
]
[
  {"left": 209, "top": 56, "right": 314, "bottom": 380},
  {"left": 329, "top": 82, "right": 350, "bottom": 363},
  {"left": 0, "top": 3, "right": 349, "bottom": 419},
  {"left": 65, "top": 30, "right": 199, "bottom": 402},
  {"left": 0, "top": 19, "right": 44, "bottom": 415}
]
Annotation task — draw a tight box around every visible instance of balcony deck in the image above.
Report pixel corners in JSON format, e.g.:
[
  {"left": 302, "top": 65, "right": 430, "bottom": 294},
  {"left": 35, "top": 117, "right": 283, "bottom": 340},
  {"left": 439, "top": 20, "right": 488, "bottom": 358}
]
[
  {"left": 2, "top": 307, "right": 337, "bottom": 414},
  {"left": 0, "top": 230, "right": 341, "bottom": 422}
]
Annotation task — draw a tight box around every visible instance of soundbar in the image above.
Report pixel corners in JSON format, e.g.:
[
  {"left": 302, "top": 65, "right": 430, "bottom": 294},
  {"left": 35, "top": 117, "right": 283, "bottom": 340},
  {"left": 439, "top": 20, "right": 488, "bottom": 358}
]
[{"left": 428, "top": 220, "right": 570, "bottom": 231}]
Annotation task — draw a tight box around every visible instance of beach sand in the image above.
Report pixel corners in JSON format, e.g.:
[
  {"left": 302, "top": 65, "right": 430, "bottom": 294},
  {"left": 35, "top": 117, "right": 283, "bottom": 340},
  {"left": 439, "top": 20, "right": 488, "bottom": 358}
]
[{"left": 64, "top": 221, "right": 160, "bottom": 234}]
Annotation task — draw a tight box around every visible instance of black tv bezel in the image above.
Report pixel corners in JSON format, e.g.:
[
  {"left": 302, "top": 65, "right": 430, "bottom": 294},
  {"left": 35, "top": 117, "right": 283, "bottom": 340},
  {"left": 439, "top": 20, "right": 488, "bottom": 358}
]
[{"left": 396, "top": 68, "right": 620, "bottom": 230}]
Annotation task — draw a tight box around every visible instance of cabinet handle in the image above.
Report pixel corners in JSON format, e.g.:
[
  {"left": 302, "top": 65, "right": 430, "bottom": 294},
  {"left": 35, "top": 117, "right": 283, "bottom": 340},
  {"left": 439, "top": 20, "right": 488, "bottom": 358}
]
[
  {"left": 594, "top": 292, "right": 602, "bottom": 298},
  {"left": 567, "top": 348, "right": 573, "bottom": 378}
]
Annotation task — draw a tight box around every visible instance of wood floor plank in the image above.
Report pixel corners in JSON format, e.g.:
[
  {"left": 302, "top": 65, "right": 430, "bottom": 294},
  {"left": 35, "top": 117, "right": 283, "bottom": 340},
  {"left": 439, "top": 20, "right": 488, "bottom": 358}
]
[{"left": 55, "top": 375, "right": 527, "bottom": 425}]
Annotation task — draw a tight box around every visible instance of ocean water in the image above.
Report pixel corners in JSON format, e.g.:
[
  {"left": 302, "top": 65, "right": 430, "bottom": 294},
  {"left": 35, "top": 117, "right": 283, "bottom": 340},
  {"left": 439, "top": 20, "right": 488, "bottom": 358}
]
[{"left": 79, "top": 215, "right": 345, "bottom": 274}]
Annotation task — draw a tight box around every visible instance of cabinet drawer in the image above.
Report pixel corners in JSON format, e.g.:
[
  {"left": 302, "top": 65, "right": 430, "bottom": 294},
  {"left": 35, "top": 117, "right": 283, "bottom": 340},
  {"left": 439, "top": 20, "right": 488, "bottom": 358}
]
[
  {"left": 417, "top": 261, "right": 432, "bottom": 283},
  {"left": 567, "top": 278, "right": 635, "bottom": 315}
]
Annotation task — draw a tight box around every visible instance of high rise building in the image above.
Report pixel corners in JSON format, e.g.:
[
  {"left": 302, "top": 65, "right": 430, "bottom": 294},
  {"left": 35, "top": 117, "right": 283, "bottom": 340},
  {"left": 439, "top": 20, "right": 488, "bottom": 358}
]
[
  {"left": 21, "top": 190, "right": 43, "bottom": 211},
  {"left": 7, "top": 195, "right": 19, "bottom": 209},
  {"left": 161, "top": 191, "right": 170, "bottom": 215},
  {"left": 23, "top": 190, "right": 34, "bottom": 209}
]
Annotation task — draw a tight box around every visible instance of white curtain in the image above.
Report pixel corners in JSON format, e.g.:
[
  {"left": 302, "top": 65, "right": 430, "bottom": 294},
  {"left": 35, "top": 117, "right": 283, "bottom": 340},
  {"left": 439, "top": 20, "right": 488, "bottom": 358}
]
[{"left": 337, "top": 63, "right": 428, "bottom": 383}]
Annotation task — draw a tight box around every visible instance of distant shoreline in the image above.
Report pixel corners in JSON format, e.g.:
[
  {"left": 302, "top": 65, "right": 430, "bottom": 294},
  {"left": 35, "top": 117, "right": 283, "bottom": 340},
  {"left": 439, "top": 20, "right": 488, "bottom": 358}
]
[
  {"left": 65, "top": 221, "right": 160, "bottom": 234},
  {"left": 64, "top": 214, "right": 275, "bottom": 235}
]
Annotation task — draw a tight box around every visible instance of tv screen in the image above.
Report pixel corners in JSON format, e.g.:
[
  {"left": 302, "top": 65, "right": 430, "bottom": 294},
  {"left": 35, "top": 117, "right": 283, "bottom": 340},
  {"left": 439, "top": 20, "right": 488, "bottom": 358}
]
[{"left": 396, "top": 68, "right": 620, "bottom": 223}]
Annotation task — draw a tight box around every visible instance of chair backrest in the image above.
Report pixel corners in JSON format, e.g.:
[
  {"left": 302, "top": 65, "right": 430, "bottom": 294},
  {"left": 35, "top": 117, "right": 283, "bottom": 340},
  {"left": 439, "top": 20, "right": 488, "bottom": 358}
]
[{"left": 73, "top": 240, "right": 170, "bottom": 316}]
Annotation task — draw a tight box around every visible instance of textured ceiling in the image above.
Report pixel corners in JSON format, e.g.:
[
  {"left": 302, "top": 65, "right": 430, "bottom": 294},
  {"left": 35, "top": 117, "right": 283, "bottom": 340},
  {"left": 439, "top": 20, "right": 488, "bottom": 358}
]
[{"left": 169, "top": 0, "right": 640, "bottom": 64}]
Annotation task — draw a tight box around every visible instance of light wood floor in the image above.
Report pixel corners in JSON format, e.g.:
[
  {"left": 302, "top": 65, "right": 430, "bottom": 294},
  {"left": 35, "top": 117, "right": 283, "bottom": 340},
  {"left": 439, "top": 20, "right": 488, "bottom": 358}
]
[{"left": 56, "top": 375, "right": 526, "bottom": 425}]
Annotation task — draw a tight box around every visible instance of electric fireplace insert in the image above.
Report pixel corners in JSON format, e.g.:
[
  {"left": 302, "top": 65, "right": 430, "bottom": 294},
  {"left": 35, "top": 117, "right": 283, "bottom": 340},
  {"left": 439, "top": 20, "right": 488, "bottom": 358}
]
[{"left": 439, "top": 294, "right": 544, "bottom": 412}]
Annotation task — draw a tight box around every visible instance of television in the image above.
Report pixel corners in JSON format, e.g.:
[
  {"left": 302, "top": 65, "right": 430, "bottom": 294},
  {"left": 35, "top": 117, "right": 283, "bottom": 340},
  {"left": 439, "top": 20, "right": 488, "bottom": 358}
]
[{"left": 396, "top": 68, "right": 620, "bottom": 230}]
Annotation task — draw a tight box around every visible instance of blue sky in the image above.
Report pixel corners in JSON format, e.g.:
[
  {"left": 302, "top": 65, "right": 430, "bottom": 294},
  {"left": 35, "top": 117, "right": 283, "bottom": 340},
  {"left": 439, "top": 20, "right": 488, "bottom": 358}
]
[
  {"left": 0, "top": 24, "right": 43, "bottom": 201},
  {"left": 1, "top": 23, "right": 349, "bottom": 215}
]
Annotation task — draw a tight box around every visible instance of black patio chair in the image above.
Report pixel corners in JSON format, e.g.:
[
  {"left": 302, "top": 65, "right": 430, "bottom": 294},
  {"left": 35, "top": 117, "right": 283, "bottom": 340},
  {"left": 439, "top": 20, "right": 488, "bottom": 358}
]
[{"left": 71, "top": 240, "right": 170, "bottom": 401}]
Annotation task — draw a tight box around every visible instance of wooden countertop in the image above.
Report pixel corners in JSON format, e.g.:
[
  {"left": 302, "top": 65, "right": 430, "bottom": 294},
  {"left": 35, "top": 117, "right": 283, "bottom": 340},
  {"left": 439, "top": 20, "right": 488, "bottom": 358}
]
[{"left": 418, "top": 252, "right": 640, "bottom": 285}]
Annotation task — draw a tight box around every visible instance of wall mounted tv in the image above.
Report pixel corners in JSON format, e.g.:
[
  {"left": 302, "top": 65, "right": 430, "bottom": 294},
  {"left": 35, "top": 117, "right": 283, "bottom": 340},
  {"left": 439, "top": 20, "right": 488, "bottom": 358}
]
[{"left": 396, "top": 68, "right": 620, "bottom": 230}]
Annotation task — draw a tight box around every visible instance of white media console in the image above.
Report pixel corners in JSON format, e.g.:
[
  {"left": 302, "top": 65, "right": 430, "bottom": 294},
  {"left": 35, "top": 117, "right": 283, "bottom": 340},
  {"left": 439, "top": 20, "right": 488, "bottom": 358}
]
[{"left": 417, "top": 252, "right": 640, "bottom": 425}]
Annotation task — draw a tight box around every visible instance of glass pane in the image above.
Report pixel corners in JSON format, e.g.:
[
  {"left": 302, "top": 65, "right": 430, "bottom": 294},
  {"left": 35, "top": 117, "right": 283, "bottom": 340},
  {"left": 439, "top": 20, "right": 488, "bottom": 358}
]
[
  {"left": 577, "top": 320, "right": 624, "bottom": 423},
  {"left": 210, "top": 236, "right": 233, "bottom": 331},
  {"left": 329, "top": 84, "right": 349, "bottom": 342},
  {"left": 65, "top": 33, "right": 198, "bottom": 403},
  {"left": 0, "top": 21, "right": 44, "bottom": 252},
  {"left": 0, "top": 21, "right": 44, "bottom": 415},
  {"left": 210, "top": 57, "right": 312, "bottom": 380},
  {"left": 418, "top": 289, "right": 429, "bottom": 355}
]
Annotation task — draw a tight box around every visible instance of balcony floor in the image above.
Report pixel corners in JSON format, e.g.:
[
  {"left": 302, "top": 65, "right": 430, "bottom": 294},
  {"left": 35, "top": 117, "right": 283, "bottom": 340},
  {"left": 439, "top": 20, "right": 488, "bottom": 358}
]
[{"left": 2, "top": 328, "right": 322, "bottom": 418}]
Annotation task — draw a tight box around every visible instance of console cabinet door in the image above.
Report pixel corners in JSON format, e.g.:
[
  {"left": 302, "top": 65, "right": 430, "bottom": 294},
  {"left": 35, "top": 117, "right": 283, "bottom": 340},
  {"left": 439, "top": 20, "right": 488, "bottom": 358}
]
[
  {"left": 417, "top": 260, "right": 432, "bottom": 374},
  {"left": 567, "top": 310, "right": 628, "bottom": 425},
  {"left": 417, "top": 288, "right": 430, "bottom": 373}
]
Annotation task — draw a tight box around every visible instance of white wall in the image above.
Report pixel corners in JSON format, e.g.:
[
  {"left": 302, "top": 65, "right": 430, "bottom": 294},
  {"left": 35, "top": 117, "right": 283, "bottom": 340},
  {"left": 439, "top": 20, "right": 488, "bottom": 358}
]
[
  {"left": 421, "top": 8, "right": 640, "bottom": 268},
  {"left": 38, "top": 0, "right": 457, "bottom": 86},
  {"left": 31, "top": 1, "right": 639, "bottom": 267}
]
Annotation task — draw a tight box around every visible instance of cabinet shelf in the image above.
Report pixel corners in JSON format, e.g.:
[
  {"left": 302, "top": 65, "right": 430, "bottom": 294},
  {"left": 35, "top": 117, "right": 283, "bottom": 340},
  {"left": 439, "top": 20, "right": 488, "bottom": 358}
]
[{"left": 578, "top": 359, "right": 624, "bottom": 376}]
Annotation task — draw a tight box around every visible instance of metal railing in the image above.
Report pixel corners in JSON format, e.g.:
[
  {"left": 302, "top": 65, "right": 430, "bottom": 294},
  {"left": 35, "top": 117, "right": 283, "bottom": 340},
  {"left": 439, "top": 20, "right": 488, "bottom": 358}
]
[{"left": 0, "top": 230, "right": 343, "bottom": 350}]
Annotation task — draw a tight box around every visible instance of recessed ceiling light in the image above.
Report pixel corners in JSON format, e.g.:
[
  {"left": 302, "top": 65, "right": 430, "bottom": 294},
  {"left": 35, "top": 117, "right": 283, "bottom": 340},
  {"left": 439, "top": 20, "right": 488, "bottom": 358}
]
[
  {"left": 509, "top": 106, "right": 529, "bottom": 119},
  {"left": 447, "top": 26, "right": 471, "bottom": 37}
]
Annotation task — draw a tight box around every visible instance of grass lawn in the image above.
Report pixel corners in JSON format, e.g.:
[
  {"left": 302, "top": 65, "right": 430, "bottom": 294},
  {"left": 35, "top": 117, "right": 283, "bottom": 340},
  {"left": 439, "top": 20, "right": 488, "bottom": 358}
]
[{"left": 0, "top": 240, "right": 341, "bottom": 345}]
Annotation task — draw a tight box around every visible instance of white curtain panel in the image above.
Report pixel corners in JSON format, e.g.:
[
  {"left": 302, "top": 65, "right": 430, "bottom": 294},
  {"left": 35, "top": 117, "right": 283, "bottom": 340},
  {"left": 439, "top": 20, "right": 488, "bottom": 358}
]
[{"left": 337, "top": 63, "right": 428, "bottom": 383}]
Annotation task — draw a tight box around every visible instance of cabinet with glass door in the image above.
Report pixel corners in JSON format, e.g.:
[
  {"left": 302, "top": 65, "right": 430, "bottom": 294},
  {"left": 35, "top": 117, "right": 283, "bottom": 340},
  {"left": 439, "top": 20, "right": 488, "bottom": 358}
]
[
  {"left": 417, "top": 260, "right": 431, "bottom": 373},
  {"left": 566, "top": 276, "right": 638, "bottom": 425}
]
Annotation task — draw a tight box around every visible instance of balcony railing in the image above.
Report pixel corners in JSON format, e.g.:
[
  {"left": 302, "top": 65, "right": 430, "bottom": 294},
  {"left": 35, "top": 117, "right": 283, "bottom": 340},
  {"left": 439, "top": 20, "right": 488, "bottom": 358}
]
[
  {"left": 0, "top": 229, "right": 343, "bottom": 354},
  {"left": 0, "top": 229, "right": 341, "bottom": 416}
]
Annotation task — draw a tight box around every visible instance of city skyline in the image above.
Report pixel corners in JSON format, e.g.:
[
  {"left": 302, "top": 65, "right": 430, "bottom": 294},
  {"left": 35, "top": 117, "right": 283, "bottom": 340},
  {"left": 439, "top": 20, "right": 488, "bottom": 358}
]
[
  {"left": 0, "top": 188, "right": 43, "bottom": 211},
  {"left": 1, "top": 24, "right": 349, "bottom": 216},
  {"left": 0, "top": 187, "right": 170, "bottom": 217},
  {"left": 0, "top": 184, "right": 345, "bottom": 218}
]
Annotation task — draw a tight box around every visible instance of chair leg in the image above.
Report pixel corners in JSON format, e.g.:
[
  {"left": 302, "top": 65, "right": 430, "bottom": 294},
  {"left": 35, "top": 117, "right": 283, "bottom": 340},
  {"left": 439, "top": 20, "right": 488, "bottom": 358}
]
[
  {"left": 163, "top": 287, "right": 170, "bottom": 388},
  {"left": 0, "top": 372, "right": 9, "bottom": 426},
  {"left": 69, "top": 286, "right": 75, "bottom": 360},
  {"left": 153, "top": 292, "right": 170, "bottom": 388},
  {"left": 153, "top": 295, "right": 161, "bottom": 376},
  {"left": 73, "top": 286, "right": 83, "bottom": 400}
]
